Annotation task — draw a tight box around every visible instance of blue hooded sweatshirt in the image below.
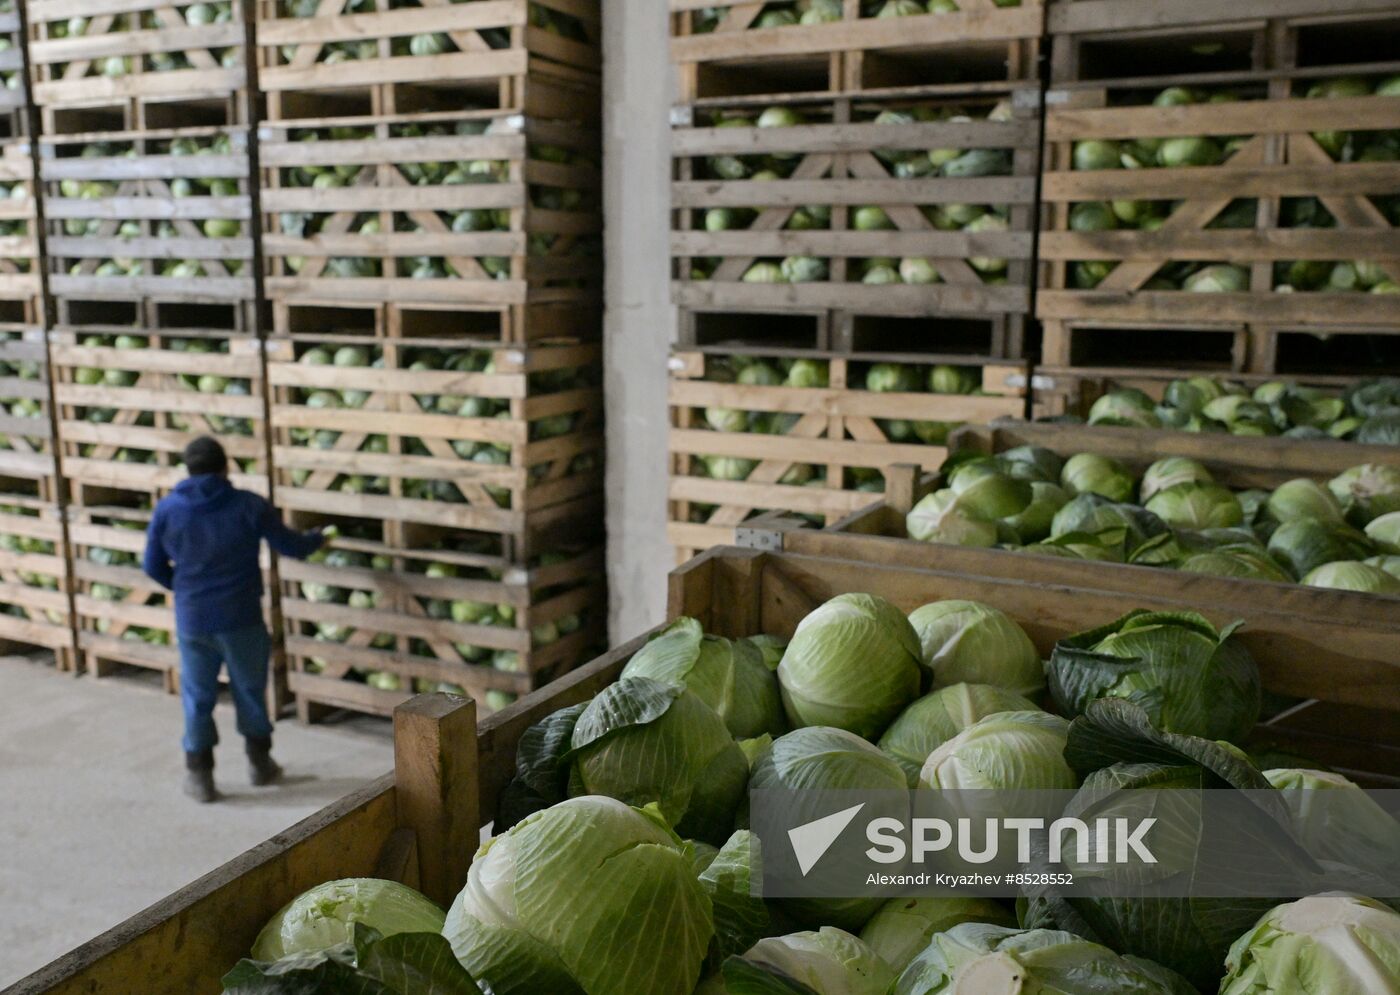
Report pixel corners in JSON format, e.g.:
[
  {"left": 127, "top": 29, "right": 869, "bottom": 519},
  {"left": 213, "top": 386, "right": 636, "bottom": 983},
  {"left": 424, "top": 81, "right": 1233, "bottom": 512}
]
[{"left": 143, "top": 474, "right": 322, "bottom": 637}]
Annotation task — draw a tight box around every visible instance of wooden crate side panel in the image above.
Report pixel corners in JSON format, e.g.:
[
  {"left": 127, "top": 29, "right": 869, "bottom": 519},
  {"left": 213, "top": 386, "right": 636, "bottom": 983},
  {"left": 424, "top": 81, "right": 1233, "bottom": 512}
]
[
  {"left": 1039, "top": 86, "right": 1400, "bottom": 366},
  {"left": 673, "top": 95, "right": 1039, "bottom": 321},
  {"left": 0, "top": 143, "right": 42, "bottom": 297},
  {"left": 27, "top": 0, "right": 252, "bottom": 108},
  {"left": 40, "top": 132, "right": 256, "bottom": 305},
  {"left": 752, "top": 552, "right": 1400, "bottom": 714},
  {"left": 669, "top": 2, "right": 1045, "bottom": 97},
  {"left": 255, "top": 0, "right": 601, "bottom": 108},
  {"left": 0, "top": 501, "right": 76, "bottom": 654},
  {"left": 265, "top": 337, "right": 602, "bottom": 533},
  {"left": 49, "top": 330, "right": 270, "bottom": 500},
  {"left": 258, "top": 114, "right": 602, "bottom": 307}
]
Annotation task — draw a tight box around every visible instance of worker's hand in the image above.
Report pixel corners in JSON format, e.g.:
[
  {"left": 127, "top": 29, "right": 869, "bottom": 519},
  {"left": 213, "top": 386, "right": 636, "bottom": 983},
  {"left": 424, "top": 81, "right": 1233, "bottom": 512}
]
[{"left": 313, "top": 524, "right": 339, "bottom": 544}]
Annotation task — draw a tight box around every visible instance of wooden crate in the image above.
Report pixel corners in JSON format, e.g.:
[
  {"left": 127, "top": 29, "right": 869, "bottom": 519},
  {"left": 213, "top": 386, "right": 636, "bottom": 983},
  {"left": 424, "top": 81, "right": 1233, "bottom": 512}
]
[
  {"left": 259, "top": 111, "right": 602, "bottom": 313},
  {"left": 672, "top": 87, "right": 1038, "bottom": 351},
  {"left": 0, "top": 326, "right": 61, "bottom": 503},
  {"left": 776, "top": 418, "right": 1400, "bottom": 645},
  {"left": 1031, "top": 366, "right": 1385, "bottom": 420},
  {"left": 254, "top": 0, "right": 600, "bottom": 121},
  {"left": 25, "top": 0, "right": 251, "bottom": 133},
  {"left": 13, "top": 542, "right": 1399, "bottom": 994},
  {"left": 0, "top": 6, "right": 29, "bottom": 139},
  {"left": 0, "top": 498, "right": 76, "bottom": 671},
  {"left": 39, "top": 127, "right": 256, "bottom": 308},
  {"left": 670, "top": 0, "right": 1045, "bottom": 102},
  {"left": 1045, "top": 0, "right": 1400, "bottom": 85},
  {"left": 265, "top": 331, "right": 603, "bottom": 556},
  {"left": 50, "top": 327, "right": 269, "bottom": 507},
  {"left": 1039, "top": 61, "right": 1400, "bottom": 373},
  {"left": 279, "top": 539, "right": 606, "bottom": 722},
  {"left": 668, "top": 350, "right": 1030, "bottom": 558},
  {"left": 0, "top": 141, "right": 43, "bottom": 310}
]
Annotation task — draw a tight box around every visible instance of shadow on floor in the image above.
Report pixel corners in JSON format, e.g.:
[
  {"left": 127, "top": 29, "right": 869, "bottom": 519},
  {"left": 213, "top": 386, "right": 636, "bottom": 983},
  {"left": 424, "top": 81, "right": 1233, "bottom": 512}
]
[{"left": 209, "top": 774, "right": 379, "bottom": 808}]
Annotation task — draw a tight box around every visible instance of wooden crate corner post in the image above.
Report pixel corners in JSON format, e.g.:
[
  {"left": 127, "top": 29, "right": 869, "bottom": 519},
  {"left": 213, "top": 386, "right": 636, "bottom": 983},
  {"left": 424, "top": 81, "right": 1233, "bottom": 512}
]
[{"left": 392, "top": 693, "right": 480, "bottom": 907}]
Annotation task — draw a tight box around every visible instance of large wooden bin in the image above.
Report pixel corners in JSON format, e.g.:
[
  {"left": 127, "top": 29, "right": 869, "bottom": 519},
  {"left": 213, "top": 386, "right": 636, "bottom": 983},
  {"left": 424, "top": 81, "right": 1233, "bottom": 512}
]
[{"left": 13, "top": 543, "right": 1399, "bottom": 993}]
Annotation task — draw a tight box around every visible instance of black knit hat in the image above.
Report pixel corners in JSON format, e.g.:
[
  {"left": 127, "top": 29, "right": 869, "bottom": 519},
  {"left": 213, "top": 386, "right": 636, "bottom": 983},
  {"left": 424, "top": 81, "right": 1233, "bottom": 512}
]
[{"left": 183, "top": 436, "right": 228, "bottom": 476}]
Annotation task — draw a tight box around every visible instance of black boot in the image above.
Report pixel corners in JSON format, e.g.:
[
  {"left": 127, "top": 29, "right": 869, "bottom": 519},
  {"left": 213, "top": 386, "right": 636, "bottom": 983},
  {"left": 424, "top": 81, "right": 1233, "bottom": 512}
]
[
  {"left": 183, "top": 749, "right": 217, "bottom": 803},
  {"left": 247, "top": 736, "right": 283, "bottom": 786}
]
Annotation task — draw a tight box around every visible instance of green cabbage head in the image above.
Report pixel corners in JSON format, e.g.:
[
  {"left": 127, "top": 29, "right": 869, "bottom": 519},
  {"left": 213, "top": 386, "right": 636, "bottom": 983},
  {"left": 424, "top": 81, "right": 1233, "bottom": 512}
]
[
  {"left": 750, "top": 727, "right": 908, "bottom": 932},
  {"left": 777, "top": 593, "right": 922, "bottom": 738},
  {"left": 251, "top": 878, "right": 445, "bottom": 961},
  {"left": 892, "top": 922, "right": 1196, "bottom": 995},
  {"left": 878, "top": 682, "right": 1039, "bottom": 785},
  {"left": 1047, "top": 610, "right": 1261, "bottom": 743},
  {"left": 727, "top": 928, "right": 895, "bottom": 994},
  {"left": 860, "top": 897, "right": 1015, "bottom": 974},
  {"left": 1221, "top": 896, "right": 1400, "bottom": 995},
  {"left": 443, "top": 797, "right": 712, "bottom": 995},
  {"left": 621, "top": 617, "right": 786, "bottom": 739},
  {"left": 908, "top": 600, "right": 1045, "bottom": 698},
  {"left": 568, "top": 677, "right": 748, "bottom": 844}
]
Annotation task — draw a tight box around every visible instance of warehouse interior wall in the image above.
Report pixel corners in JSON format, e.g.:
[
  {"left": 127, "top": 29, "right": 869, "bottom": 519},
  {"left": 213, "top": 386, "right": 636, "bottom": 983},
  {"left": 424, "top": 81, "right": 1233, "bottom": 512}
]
[{"left": 603, "top": 0, "right": 675, "bottom": 643}]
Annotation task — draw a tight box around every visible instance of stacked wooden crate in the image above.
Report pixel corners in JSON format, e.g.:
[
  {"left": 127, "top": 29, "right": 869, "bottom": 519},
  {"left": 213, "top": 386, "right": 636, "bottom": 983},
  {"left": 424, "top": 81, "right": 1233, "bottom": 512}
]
[
  {"left": 666, "top": 0, "right": 1046, "bottom": 559},
  {"left": 254, "top": 0, "right": 605, "bottom": 719},
  {"left": 23, "top": 0, "right": 263, "bottom": 684},
  {"left": 1037, "top": 0, "right": 1400, "bottom": 410}
]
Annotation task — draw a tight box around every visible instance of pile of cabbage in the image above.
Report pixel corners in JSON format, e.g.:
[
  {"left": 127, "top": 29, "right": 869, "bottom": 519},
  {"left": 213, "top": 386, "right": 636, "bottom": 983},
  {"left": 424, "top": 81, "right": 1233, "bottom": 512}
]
[
  {"left": 684, "top": 357, "right": 983, "bottom": 525},
  {"left": 297, "top": 533, "right": 585, "bottom": 712},
  {"left": 0, "top": 505, "right": 64, "bottom": 623},
  {"left": 1081, "top": 376, "right": 1400, "bottom": 445},
  {"left": 691, "top": 101, "right": 1015, "bottom": 288},
  {"left": 87, "top": 510, "right": 172, "bottom": 647},
  {"left": 225, "top": 594, "right": 1400, "bottom": 994},
  {"left": 277, "top": 0, "right": 586, "bottom": 65},
  {"left": 0, "top": 339, "right": 46, "bottom": 451},
  {"left": 67, "top": 334, "right": 257, "bottom": 467},
  {"left": 58, "top": 134, "right": 243, "bottom": 280},
  {"left": 286, "top": 342, "right": 594, "bottom": 505},
  {"left": 1067, "top": 77, "right": 1400, "bottom": 295},
  {"left": 275, "top": 124, "right": 593, "bottom": 281},
  {"left": 690, "top": 0, "right": 1021, "bottom": 31},
  {"left": 44, "top": 4, "right": 239, "bottom": 76},
  {"left": 907, "top": 446, "right": 1400, "bottom": 595}
]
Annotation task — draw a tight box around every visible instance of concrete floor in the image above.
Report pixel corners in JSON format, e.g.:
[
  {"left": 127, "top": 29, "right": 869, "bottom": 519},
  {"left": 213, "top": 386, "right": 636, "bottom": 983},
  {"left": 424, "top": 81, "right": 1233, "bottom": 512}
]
[{"left": 0, "top": 653, "right": 393, "bottom": 988}]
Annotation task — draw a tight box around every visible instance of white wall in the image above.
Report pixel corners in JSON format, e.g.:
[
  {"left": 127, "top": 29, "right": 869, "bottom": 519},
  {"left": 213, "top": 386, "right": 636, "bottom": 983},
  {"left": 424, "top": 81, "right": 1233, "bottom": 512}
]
[{"left": 602, "top": 0, "right": 675, "bottom": 643}]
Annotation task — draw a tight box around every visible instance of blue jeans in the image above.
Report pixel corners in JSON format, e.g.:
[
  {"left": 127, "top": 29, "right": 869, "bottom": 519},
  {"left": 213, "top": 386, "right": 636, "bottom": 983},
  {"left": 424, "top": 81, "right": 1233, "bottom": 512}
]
[{"left": 179, "top": 623, "right": 273, "bottom": 753}]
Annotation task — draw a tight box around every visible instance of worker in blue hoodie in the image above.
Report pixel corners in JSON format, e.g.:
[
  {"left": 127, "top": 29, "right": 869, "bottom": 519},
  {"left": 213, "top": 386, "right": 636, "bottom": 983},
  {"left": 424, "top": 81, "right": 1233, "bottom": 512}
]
[{"left": 143, "top": 436, "right": 325, "bottom": 802}]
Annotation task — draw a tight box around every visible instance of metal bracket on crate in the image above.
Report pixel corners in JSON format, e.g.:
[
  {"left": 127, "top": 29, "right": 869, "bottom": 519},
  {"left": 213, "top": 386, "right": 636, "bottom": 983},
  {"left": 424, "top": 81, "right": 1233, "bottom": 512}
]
[
  {"left": 1012, "top": 89, "right": 1044, "bottom": 111},
  {"left": 735, "top": 526, "right": 784, "bottom": 552},
  {"left": 1000, "top": 373, "right": 1056, "bottom": 391},
  {"left": 670, "top": 106, "right": 695, "bottom": 129},
  {"left": 736, "top": 512, "right": 807, "bottom": 552},
  {"left": 1044, "top": 89, "right": 1071, "bottom": 106}
]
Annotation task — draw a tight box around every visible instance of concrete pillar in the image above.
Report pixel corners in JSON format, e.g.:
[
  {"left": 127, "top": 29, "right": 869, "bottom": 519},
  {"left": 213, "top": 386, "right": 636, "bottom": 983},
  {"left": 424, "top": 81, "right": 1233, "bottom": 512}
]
[{"left": 602, "top": 0, "right": 674, "bottom": 642}]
